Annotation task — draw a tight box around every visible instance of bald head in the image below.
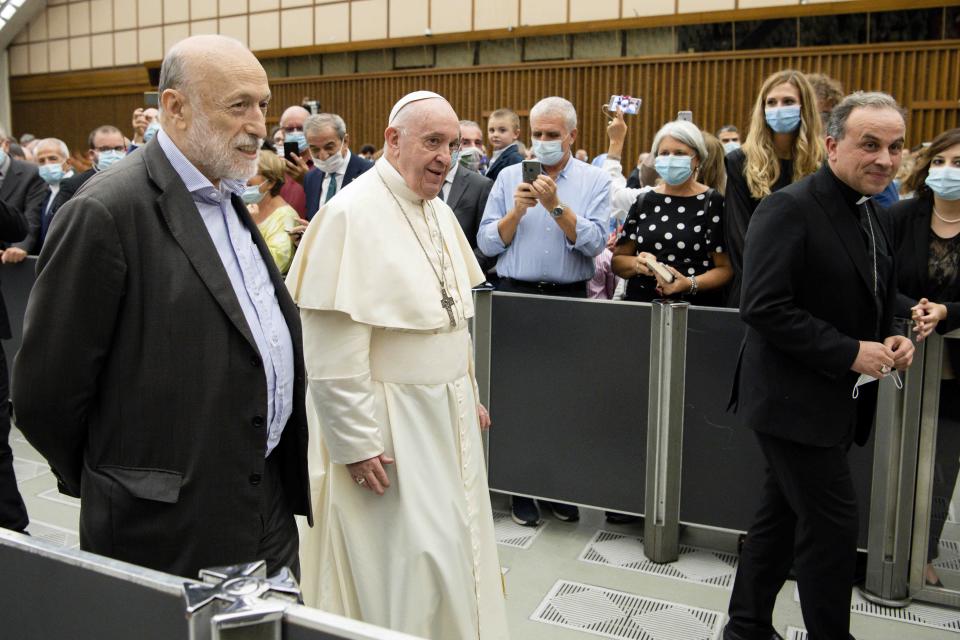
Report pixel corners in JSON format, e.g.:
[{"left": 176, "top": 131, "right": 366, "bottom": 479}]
[
  {"left": 280, "top": 106, "right": 310, "bottom": 129},
  {"left": 384, "top": 96, "right": 461, "bottom": 200},
  {"left": 159, "top": 35, "right": 259, "bottom": 104}
]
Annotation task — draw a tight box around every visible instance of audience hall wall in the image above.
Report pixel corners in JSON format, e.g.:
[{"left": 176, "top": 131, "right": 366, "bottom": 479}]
[{"left": 10, "top": 40, "right": 959, "bottom": 167}]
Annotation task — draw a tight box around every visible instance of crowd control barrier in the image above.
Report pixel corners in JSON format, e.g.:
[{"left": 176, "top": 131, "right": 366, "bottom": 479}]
[
  {"left": 475, "top": 290, "right": 935, "bottom": 606},
  {"left": 0, "top": 529, "right": 423, "bottom": 640}
]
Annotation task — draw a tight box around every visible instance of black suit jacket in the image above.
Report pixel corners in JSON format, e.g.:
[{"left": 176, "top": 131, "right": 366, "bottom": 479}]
[
  {"left": 0, "top": 201, "right": 28, "bottom": 339},
  {"left": 12, "top": 140, "right": 311, "bottom": 578},
  {"left": 484, "top": 144, "right": 524, "bottom": 183},
  {"left": 2, "top": 158, "right": 49, "bottom": 255},
  {"left": 883, "top": 194, "right": 960, "bottom": 335},
  {"left": 303, "top": 153, "right": 373, "bottom": 220},
  {"left": 730, "top": 164, "right": 897, "bottom": 447},
  {"left": 447, "top": 166, "right": 494, "bottom": 272}
]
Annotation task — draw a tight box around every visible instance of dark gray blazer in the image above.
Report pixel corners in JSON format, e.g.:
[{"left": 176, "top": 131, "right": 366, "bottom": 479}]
[
  {"left": 3, "top": 157, "right": 49, "bottom": 255},
  {"left": 448, "top": 166, "right": 494, "bottom": 273},
  {"left": 12, "top": 139, "right": 311, "bottom": 578}
]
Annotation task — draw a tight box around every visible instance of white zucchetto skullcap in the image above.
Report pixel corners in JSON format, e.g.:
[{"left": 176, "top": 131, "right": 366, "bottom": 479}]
[{"left": 388, "top": 91, "right": 446, "bottom": 125}]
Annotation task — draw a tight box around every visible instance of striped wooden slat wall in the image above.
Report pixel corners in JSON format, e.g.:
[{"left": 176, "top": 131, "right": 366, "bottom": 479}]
[{"left": 11, "top": 40, "right": 959, "bottom": 163}]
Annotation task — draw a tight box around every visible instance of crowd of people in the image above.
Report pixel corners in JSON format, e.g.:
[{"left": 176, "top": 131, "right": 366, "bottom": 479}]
[{"left": 0, "top": 31, "right": 957, "bottom": 640}]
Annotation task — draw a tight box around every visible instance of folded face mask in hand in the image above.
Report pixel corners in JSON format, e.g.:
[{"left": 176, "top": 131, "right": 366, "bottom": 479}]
[{"left": 852, "top": 369, "right": 903, "bottom": 399}]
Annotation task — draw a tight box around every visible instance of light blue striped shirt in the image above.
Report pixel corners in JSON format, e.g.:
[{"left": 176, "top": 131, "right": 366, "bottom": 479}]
[
  {"left": 157, "top": 129, "right": 294, "bottom": 457},
  {"left": 478, "top": 156, "right": 611, "bottom": 283}
]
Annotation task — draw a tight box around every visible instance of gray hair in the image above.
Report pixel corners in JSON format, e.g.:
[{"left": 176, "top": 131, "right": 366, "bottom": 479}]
[
  {"left": 305, "top": 113, "right": 346, "bottom": 139},
  {"left": 35, "top": 137, "right": 69, "bottom": 159},
  {"left": 158, "top": 44, "right": 190, "bottom": 104},
  {"left": 529, "top": 97, "right": 577, "bottom": 132},
  {"left": 717, "top": 124, "right": 738, "bottom": 135},
  {"left": 826, "top": 91, "right": 906, "bottom": 140},
  {"left": 459, "top": 119, "right": 481, "bottom": 131},
  {"left": 651, "top": 120, "right": 708, "bottom": 161}
]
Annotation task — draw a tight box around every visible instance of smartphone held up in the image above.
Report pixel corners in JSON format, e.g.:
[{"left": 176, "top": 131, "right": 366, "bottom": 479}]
[
  {"left": 522, "top": 160, "right": 543, "bottom": 183},
  {"left": 607, "top": 95, "right": 642, "bottom": 115}
]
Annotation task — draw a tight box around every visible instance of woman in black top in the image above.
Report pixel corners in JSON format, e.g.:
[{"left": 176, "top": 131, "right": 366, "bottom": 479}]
[
  {"left": 885, "top": 128, "right": 960, "bottom": 588},
  {"left": 612, "top": 119, "right": 731, "bottom": 306},
  {"left": 724, "top": 69, "right": 824, "bottom": 307}
]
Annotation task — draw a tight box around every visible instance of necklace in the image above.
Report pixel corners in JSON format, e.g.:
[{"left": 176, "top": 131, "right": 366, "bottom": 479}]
[
  {"left": 933, "top": 207, "right": 960, "bottom": 224},
  {"left": 376, "top": 168, "right": 457, "bottom": 328}
]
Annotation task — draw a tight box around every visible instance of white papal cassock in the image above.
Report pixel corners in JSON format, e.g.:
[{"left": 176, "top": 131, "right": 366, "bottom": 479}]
[{"left": 286, "top": 156, "right": 509, "bottom": 639}]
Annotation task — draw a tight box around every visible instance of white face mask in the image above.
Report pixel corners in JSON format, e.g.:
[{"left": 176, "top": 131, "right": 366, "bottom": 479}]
[
  {"left": 316, "top": 142, "right": 346, "bottom": 174},
  {"left": 852, "top": 369, "right": 903, "bottom": 399}
]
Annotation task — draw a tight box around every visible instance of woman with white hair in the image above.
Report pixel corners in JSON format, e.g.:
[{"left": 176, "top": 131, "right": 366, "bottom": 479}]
[{"left": 612, "top": 119, "right": 732, "bottom": 305}]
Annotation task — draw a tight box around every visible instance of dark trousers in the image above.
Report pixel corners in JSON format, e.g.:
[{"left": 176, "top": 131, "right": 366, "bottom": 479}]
[
  {"left": 258, "top": 451, "right": 300, "bottom": 580},
  {"left": 0, "top": 344, "right": 28, "bottom": 532},
  {"left": 726, "top": 431, "right": 858, "bottom": 640},
  {"left": 929, "top": 379, "right": 960, "bottom": 561},
  {"left": 496, "top": 277, "right": 587, "bottom": 299}
]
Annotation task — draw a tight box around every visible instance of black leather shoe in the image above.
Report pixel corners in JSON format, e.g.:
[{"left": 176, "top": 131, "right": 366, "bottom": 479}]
[{"left": 722, "top": 625, "right": 783, "bottom": 640}]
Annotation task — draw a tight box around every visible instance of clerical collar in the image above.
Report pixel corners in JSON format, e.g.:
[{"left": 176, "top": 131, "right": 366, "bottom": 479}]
[
  {"left": 376, "top": 156, "right": 425, "bottom": 204},
  {"left": 824, "top": 162, "right": 869, "bottom": 209}
]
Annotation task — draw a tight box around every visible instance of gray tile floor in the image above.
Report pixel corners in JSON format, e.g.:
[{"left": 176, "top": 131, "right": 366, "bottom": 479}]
[{"left": 10, "top": 426, "right": 960, "bottom": 639}]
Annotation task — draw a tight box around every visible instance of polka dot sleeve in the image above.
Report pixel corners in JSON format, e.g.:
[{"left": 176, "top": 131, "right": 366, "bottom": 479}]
[{"left": 703, "top": 190, "right": 726, "bottom": 255}]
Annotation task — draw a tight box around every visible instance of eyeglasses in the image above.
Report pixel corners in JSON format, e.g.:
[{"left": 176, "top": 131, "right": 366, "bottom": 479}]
[
  {"left": 282, "top": 126, "right": 304, "bottom": 134},
  {"left": 94, "top": 146, "right": 126, "bottom": 153}
]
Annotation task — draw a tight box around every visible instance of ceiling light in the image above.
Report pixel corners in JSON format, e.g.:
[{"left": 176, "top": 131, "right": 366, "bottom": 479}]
[
  {"left": 0, "top": 6, "right": 15, "bottom": 20},
  {"left": 10, "top": 0, "right": 25, "bottom": 8}
]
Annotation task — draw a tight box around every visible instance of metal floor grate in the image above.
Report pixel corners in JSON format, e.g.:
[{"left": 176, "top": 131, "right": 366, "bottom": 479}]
[
  {"left": 850, "top": 590, "right": 960, "bottom": 633},
  {"left": 27, "top": 521, "right": 79, "bottom": 549},
  {"left": 36, "top": 487, "right": 81, "bottom": 508},
  {"left": 493, "top": 509, "right": 548, "bottom": 549},
  {"left": 531, "top": 579, "right": 723, "bottom": 640},
  {"left": 785, "top": 626, "right": 807, "bottom": 640},
  {"left": 579, "top": 530, "right": 738, "bottom": 589},
  {"left": 793, "top": 587, "right": 960, "bottom": 633}
]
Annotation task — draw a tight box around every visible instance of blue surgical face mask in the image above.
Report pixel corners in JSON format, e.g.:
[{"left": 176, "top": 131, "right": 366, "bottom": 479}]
[
  {"left": 96, "top": 149, "right": 125, "bottom": 171},
  {"left": 143, "top": 120, "right": 160, "bottom": 143},
  {"left": 0, "top": 147, "right": 7, "bottom": 167},
  {"left": 926, "top": 167, "right": 960, "bottom": 201},
  {"left": 241, "top": 184, "right": 266, "bottom": 205},
  {"left": 654, "top": 154, "right": 694, "bottom": 186},
  {"left": 285, "top": 130, "right": 308, "bottom": 153},
  {"left": 533, "top": 139, "right": 565, "bottom": 166},
  {"left": 39, "top": 163, "right": 65, "bottom": 185},
  {"left": 765, "top": 105, "right": 802, "bottom": 134},
  {"left": 722, "top": 141, "right": 741, "bottom": 154}
]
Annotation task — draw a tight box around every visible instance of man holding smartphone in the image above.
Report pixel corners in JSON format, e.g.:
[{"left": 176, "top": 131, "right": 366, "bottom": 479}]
[{"left": 477, "top": 95, "right": 611, "bottom": 526}]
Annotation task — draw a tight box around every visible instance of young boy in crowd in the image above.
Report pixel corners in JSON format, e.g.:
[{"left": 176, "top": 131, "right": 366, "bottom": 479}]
[{"left": 484, "top": 108, "right": 524, "bottom": 182}]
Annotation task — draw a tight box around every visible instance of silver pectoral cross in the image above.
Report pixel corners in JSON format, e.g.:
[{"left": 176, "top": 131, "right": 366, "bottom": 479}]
[{"left": 440, "top": 288, "right": 456, "bottom": 327}]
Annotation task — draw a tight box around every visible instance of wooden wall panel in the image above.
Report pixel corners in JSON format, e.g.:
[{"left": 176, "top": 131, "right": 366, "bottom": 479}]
[{"left": 12, "top": 41, "right": 960, "bottom": 168}]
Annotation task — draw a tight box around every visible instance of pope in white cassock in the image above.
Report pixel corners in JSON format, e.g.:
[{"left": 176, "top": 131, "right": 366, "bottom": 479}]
[{"left": 286, "top": 91, "right": 510, "bottom": 639}]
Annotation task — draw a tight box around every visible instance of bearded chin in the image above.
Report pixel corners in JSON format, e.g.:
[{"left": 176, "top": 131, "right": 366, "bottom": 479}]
[{"left": 185, "top": 113, "right": 261, "bottom": 182}]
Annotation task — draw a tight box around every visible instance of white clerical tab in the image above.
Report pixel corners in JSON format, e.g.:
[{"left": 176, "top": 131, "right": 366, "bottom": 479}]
[{"left": 388, "top": 90, "right": 445, "bottom": 125}]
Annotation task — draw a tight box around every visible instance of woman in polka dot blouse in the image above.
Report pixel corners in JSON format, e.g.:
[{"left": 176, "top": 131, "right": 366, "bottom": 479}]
[{"left": 612, "top": 119, "right": 732, "bottom": 306}]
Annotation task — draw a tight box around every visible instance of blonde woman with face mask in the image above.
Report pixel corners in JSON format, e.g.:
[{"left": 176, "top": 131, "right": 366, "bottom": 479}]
[
  {"left": 244, "top": 150, "right": 299, "bottom": 274},
  {"left": 724, "top": 69, "right": 825, "bottom": 307}
]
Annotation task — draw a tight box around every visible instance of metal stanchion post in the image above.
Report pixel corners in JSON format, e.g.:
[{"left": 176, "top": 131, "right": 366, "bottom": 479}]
[
  {"left": 184, "top": 561, "right": 301, "bottom": 640},
  {"left": 861, "top": 325, "right": 925, "bottom": 607},
  {"left": 644, "top": 300, "right": 688, "bottom": 564}
]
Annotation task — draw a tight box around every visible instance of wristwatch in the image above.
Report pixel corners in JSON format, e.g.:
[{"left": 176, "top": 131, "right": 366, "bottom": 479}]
[{"left": 550, "top": 203, "right": 566, "bottom": 218}]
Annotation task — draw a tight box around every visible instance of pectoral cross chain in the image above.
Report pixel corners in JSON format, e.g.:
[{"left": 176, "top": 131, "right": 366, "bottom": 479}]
[{"left": 440, "top": 288, "right": 456, "bottom": 328}]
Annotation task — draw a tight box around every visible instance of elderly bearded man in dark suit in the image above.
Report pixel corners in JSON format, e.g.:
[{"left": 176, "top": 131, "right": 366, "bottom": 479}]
[
  {"left": 724, "top": 92, "right": 915, "bottom": 640},
  {"left": 13, "top": 34, "right": 311, "bottom": 579}
]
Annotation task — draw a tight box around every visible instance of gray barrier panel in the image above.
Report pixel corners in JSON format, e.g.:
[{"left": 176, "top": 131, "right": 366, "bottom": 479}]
[
  {"left": 0, "top": 530, "right": 422, "bottom": 640},
  {"left": 679, "top": 306, "right": 874, "bottom": 548},
  {"left": 1, "top": 257, "right": 36, "bottom": 372},
  {"left": 486, "top": 293, "right": 650, "bottom": 514}
]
